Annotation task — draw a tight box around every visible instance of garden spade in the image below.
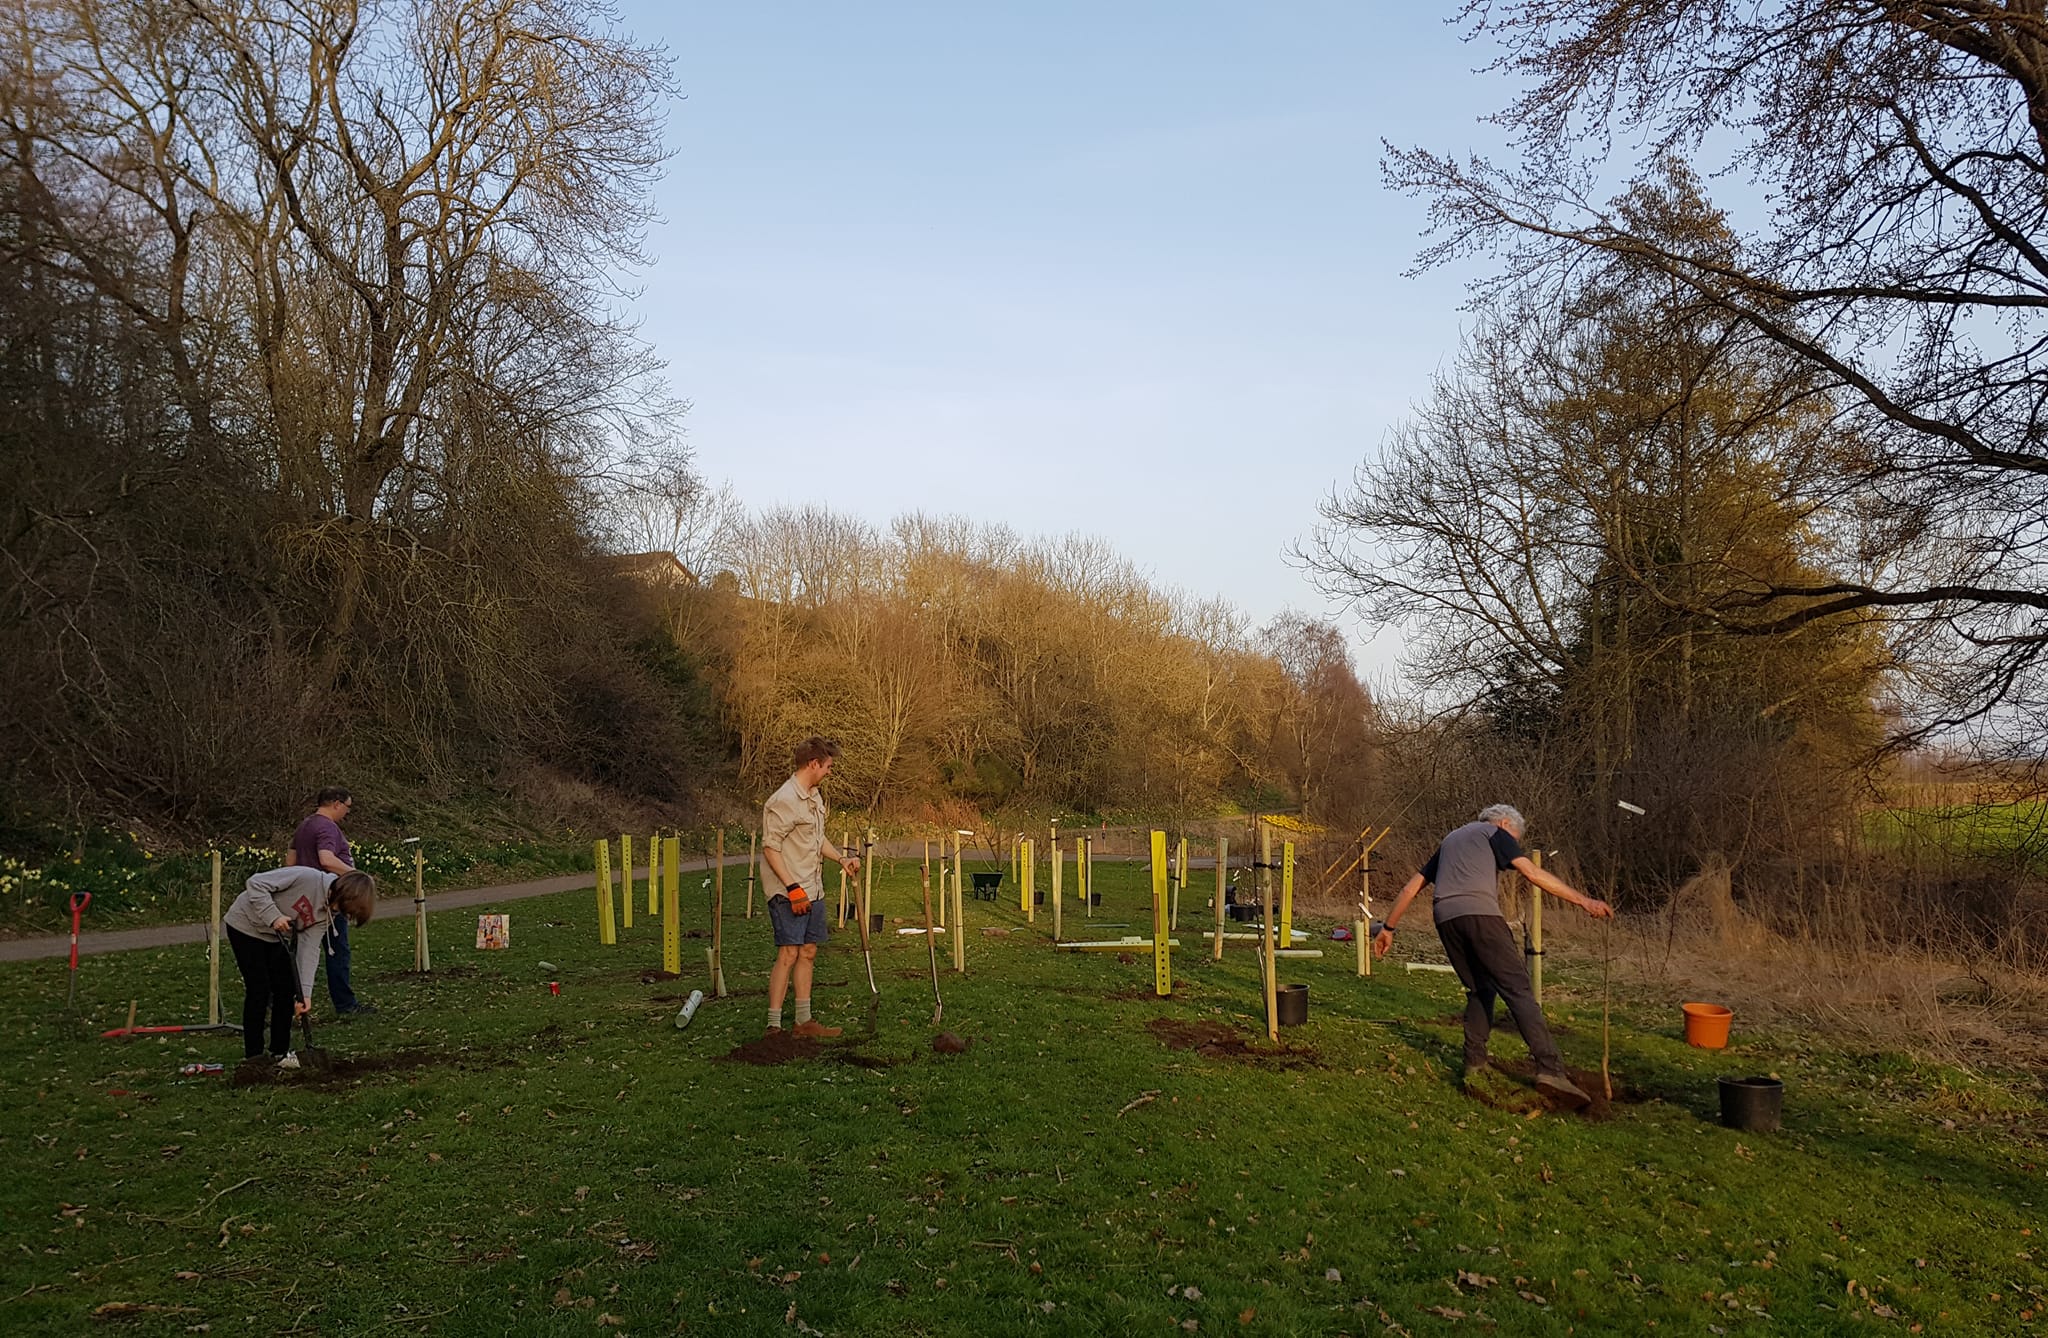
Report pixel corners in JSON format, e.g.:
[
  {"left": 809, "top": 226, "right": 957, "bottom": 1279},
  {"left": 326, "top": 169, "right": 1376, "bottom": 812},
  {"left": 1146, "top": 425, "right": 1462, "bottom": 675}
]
[{"left": 65, "top": 892, "right": 91, "bottom": 1013}]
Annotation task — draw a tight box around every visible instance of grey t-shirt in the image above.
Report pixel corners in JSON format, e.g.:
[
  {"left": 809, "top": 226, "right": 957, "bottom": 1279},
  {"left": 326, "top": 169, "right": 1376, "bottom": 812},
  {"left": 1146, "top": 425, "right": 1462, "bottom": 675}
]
[
  {"left": 223, "top": 866, "right": 335, "bottom": 1001},
  {"left": 1420, "top": 820, "right": 1524, "bottom": 923}
]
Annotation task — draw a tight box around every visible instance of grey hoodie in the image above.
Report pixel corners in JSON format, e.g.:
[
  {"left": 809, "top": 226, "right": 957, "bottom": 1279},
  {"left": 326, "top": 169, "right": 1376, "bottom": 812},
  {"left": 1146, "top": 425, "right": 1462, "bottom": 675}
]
[{"left": 223, "top": 866, "right": 336, "bottom": 1002}]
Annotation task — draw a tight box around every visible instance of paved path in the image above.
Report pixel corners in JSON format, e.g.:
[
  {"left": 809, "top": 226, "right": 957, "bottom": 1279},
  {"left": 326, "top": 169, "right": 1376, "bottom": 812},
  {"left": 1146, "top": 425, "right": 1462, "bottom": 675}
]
[
  {"left": 0, "top": 858, "right": 749, "bottom": 963},
  {"left": 0, "top": 842, "right": 1171, "bottom": 964}
]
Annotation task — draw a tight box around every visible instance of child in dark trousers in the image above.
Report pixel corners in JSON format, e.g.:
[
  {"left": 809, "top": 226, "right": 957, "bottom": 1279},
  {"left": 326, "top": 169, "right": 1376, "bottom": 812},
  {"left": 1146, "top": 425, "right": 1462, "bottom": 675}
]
[{"left": 222, "top": 866, "right": 376, "bottom": 1062}]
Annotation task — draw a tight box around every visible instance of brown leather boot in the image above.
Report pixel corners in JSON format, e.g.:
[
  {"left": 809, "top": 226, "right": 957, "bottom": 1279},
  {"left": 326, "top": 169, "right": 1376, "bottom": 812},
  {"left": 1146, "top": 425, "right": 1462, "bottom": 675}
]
[{"left": 792, "top": 1018, "right": 841, "bottom": 1038}]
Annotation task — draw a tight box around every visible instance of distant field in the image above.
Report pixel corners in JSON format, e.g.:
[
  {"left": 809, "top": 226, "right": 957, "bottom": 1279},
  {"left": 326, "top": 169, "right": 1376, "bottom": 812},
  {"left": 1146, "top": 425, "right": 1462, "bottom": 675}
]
[
  {"left": 1, "top": 858, "right": 2042, "bottom": 1335},
  {"left": 1864, "top": 800, "right": 2048, "bottom": 873}
]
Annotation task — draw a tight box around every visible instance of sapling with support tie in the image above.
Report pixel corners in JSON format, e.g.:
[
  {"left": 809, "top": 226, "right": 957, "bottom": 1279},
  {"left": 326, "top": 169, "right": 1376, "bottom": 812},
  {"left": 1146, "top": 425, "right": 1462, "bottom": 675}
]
[
  {"left": 857, "top": 831, "right": 878, "bottom": 996},
  {"left": 406, "top": 837, "right": 430, "bottom": 972}
]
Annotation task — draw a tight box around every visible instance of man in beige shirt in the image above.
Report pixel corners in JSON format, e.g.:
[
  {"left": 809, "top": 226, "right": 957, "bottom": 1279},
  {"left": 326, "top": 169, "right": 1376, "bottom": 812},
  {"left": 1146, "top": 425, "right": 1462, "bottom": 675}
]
[{"left": 760, "top": 736, "right": 862, "bottom": 1038}]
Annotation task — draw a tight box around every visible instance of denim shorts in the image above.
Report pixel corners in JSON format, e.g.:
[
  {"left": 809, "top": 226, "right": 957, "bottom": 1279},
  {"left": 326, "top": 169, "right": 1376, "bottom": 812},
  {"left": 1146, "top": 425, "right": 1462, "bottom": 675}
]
[{"left": 768, "top": 893, "right": 830, "bottom": 947}]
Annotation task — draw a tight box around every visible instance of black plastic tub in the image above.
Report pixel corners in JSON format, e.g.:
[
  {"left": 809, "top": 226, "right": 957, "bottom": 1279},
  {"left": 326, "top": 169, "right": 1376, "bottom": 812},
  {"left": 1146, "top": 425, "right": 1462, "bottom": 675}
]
[
  {"left": 870, "top": 912, "right": 884, "bottom": 934},
  {"left": 1718, "top": 1075, "right": 1783, "bottom": 1132},
  {"left": 1277, "top": 983, "right": 1309, "bottom": 1026}
]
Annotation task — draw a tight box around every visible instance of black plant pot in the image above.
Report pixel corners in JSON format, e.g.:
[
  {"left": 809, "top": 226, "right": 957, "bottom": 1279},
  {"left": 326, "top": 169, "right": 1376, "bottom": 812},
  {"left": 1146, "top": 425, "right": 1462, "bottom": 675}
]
[
  {"left": 1276, "top": 983, "right": 1309, "bottom": 1027},
  {"left": 1718, "top": 1075, "right": 1783, "bottom": 1132},
  {"left": 870, "top": 913, "right": 884, "bottom": 934}
]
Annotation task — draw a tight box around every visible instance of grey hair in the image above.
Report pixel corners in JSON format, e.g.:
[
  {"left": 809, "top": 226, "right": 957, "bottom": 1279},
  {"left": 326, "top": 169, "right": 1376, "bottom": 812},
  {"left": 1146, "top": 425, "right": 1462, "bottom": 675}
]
[{"left": 1478, "top": 803, "right": 1525, "bottom": 832}]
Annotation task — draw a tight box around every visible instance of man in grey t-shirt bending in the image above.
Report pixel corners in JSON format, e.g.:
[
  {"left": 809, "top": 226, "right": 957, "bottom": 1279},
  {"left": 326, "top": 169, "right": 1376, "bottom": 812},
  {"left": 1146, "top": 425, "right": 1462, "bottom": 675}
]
[{"left": 1373, "top": 804, "right": 1613, "bottom": 1105}]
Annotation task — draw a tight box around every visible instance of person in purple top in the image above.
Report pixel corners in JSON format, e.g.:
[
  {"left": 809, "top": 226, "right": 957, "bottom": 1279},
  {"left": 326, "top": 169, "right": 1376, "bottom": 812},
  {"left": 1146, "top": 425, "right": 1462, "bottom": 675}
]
[
  {"left": 1374, "top": 804, "right": 1612, "bottom": 1106},
  {"left": 290, "top": 786, "right": 376, "bottom": 1015}
]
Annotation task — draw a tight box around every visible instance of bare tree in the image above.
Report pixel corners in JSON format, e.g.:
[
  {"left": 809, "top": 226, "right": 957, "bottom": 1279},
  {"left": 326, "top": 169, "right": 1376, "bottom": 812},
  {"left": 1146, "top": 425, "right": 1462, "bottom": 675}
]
[{"left": 1388, "top": 1, "right": 2048, "bottom": 758}]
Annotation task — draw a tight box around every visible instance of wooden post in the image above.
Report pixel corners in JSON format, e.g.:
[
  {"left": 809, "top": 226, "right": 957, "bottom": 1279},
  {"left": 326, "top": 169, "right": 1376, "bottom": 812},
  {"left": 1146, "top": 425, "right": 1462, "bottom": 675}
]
[
  {"left": 1356, "top": 830, "right": 1369, "bottom": 977},
  {"left": 1151, "top": 830, "right": 1171, "bottom": 996},
  {"left": 1213, "top": 836, "right": 1228, "bottom": 961},
  {"left": 1528, "top": 849, "right": 1545, "bottom": 1002},
  {"left": 620, "top": 834, "right": 633, "bottom": 931},
  {"left": 1280, "top": 841, "right": 1295, "bottom": 947},
  {"left": 861, "top": 828, "right": 874, "bottom": 931},
  {"left": 1172, "top": 835, "right": 1187, "bottom": 929},
  {"left": 952, "top": 831, "right": 966, "bottom": 973},
  {"left": 1262, "top": 824, "right": 1278, "bottom": 1042},
  {"left": 745, "top": 830, "right": 757, "bottom": 919},
  {"left": 208, "top": 850, "right": 223, "bottom": 1024},
  {"left": 413, "top": 844, "right": 430, "bottom": 972},
  {"left": 1082, "top": 835, "right": 1093, "bottom": 918},
  {"left": 1023, "top": 839, "right": 1035, "bottom": 921},
  {"left": 1259, "top": 818, "right": 1272, "bottom": 943},
  {"left": 661, "top": 836, "right": 681, "bottom": 975},
  {"left": 1051, "top": 837, "right": 1063, "bottom": 941},
  {"left": 837, "top": 829, "right": 850, "bottom": 926}
]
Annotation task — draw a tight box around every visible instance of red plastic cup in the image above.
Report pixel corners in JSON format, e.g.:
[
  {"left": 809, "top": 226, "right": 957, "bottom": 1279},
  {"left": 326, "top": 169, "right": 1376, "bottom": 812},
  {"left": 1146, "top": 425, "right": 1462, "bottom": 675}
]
[{"left": 549, "top": 981, "right": 560, "bottom": 995}]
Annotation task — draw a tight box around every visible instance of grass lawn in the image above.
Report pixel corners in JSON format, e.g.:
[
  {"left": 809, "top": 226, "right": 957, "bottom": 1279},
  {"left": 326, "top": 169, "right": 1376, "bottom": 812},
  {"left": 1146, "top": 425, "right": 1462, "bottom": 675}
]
[{"left": 1, "top": 855, "right": 2042, "bottom": 1335}]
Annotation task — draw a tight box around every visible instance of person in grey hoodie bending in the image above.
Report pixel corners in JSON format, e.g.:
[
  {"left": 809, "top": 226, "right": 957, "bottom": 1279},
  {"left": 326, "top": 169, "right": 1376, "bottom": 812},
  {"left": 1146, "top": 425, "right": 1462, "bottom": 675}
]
[
  {"left": 1373, "top": 804, "right": 1612, "bottom": 1105},
  {"left": 223, "top": 866, "right": 377, "bottom": 1063}
]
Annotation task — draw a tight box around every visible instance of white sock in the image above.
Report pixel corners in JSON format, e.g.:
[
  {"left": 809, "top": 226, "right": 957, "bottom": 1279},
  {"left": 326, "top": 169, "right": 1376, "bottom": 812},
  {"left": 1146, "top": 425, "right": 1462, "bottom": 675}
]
[
  {"left": 795, "top": 999, "right": 812, "bottom": 1024},
  {"left": 767, "top": 1008, "right": 782, "bottom": 1030}
]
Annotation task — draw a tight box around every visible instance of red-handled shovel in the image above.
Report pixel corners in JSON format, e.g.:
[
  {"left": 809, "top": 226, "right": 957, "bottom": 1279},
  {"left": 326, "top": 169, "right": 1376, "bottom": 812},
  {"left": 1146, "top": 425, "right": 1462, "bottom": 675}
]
[{"left": 65, "top": 892, "right": 91, "bottom": 1012}]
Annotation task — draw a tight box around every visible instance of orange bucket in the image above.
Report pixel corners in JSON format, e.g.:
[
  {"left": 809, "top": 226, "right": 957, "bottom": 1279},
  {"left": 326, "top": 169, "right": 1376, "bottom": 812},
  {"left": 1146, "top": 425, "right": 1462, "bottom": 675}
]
[{"left": 1681, "top": 1002, "right": 1733, "bottom": 1049}]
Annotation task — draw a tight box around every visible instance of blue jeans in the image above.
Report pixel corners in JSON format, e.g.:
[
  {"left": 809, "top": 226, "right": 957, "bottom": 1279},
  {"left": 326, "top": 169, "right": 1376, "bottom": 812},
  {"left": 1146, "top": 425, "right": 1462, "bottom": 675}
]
[{"left": 323, "top": 915, "right": 360, "bottom": 1012}]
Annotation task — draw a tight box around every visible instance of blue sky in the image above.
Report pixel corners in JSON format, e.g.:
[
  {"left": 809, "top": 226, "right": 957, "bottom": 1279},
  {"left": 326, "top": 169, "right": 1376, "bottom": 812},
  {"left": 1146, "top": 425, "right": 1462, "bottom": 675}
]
[{"left": 615, "top": 4, "right": 1516, "bottom": 681}]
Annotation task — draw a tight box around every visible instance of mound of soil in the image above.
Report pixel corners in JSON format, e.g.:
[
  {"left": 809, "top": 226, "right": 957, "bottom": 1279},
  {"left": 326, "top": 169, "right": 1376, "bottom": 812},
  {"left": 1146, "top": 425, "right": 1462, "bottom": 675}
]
[
  {"left": 719, "top": 1032, "right": 823, "bottom": 1065},
  {"left": 1147, "top": 1017, "right": 1320, "bottom": 1068},
  {"left": 1466, "top": 1058, "right": 1636, "bottom": 1122}
]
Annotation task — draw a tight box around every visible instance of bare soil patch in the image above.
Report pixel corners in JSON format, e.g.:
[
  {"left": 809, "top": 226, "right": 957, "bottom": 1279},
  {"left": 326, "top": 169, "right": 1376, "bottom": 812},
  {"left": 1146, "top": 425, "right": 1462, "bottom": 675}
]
[
  {"left": 230, "top": 1047, "right": 493, "bottom": 1090},
  {"left": 1147, "top": 1017, "right": 1320, "bottom": 1068}
]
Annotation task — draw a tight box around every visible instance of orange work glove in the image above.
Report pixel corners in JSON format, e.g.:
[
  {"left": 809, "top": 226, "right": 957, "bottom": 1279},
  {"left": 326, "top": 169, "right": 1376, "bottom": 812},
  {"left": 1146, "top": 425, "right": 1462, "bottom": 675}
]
[{"left": 786, "top": 884, "right": 810, "bottom": 916}]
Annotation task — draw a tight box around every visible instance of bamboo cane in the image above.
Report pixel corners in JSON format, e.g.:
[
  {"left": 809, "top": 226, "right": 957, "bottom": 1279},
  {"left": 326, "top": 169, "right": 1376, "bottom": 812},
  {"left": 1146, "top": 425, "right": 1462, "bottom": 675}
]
[
  {"left": 208, "top": 850, "right": 223, "bottom": 1023},
  {"left": 1213, "top": 836, "right": 1227, "bottom": 961},
  {"left": 1602, "top": 913, "right": 1614, "bottom": 1102},
  {"left": 921, "top": 865, "right": 944, "bottom": 1023},
  {"left": 712, "top": 827, "right": 726, "bottom": 997}
]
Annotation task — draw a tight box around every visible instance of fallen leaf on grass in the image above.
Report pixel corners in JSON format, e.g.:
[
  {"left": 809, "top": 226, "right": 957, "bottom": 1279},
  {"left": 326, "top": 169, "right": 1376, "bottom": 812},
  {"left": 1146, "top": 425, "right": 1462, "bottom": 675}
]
[
  {"left": 1455, "top": 1271, "right": 1497, "bottom": 1290},
  {"left": 1238, "top": 1307, "right": 1256, "bottom": 1324},
  {"left": 1183, "top": 1285, "right": 1202, "bottom": 1300},
  {"left": 173, "top": 1271, "right": 201, "bottom": 1281},
  {"left": 1426, "top": 1306, "right": 1467, "bottom": 1320},
  {"left": 1517, "top": 1290, "right": 1547, "bottom": 1305},
  {"left": 596, "top": 1314, "right": 624, "bottom": 1327},
  {"left": 91, "top": 1302, "right": 198, "bottom": 1319}
]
